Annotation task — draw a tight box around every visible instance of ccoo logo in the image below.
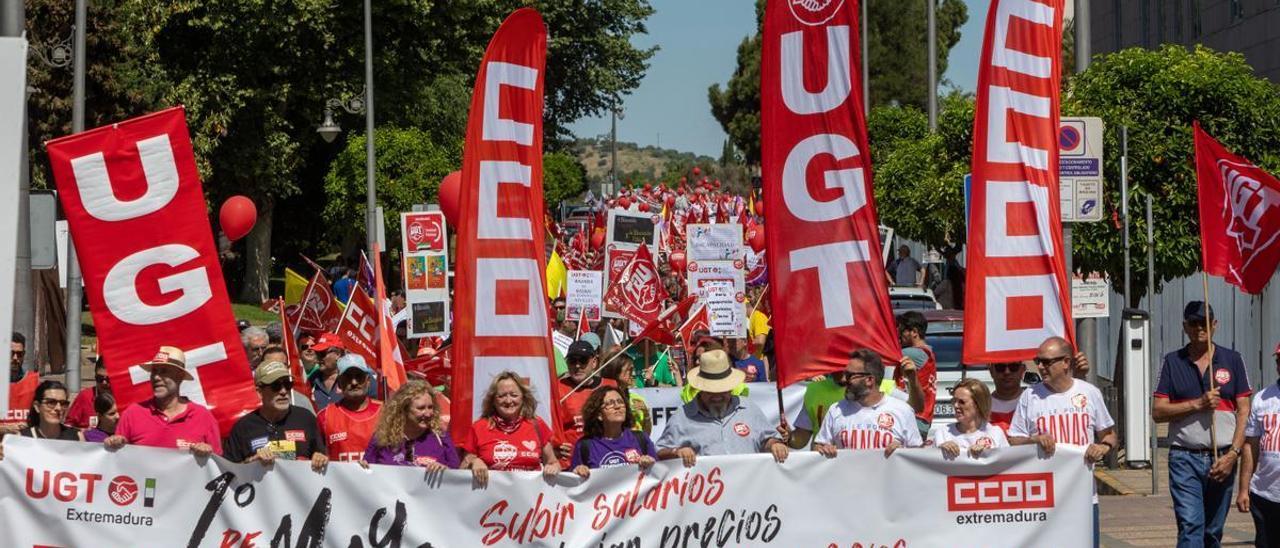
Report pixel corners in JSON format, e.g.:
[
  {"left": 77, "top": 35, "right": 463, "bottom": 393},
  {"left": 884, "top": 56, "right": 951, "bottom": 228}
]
[
  {"left": 108, "top": 476, "right": 138, "bottom": 506},
  {"left": 947, "top": 473, "right": 1054, "bottom": 511},
  {"left": 788, "top": 0, "right": 846, "bottom": 26}
]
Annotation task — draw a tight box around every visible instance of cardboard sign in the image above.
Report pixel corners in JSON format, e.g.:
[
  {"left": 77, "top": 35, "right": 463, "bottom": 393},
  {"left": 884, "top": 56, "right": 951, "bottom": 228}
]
[
  {"left": 686, "top": 223, "right": 744, "bottom": 261},
  {"left": 565, "top": 270, "right": 603, "bottom": 321},
  {"left": 705, "top": 281, "right": 746, "bottom": 337}
]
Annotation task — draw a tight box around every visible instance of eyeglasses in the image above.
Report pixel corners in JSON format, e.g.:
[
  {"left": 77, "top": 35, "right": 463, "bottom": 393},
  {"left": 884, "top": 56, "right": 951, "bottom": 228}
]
[
  {"left": 11, "top": 350, "right": 25, "bottom": 358},
  {"left": 1032, "top": 355, "right": 1069, "bottom": 367},
  {"left": 845, "top": 372, "right": 874, "bottom": 379},
  {"left": 602, "top": 399, "right": 627, "bottom": 409},
  {"left": 40, "top": 399, "right": 71, "bottom": 408},
  {"left": 95, "top": 375, "right": 110, "bottom": 384},
  {"left": 257, "top": 380, "right": 292, "bottom": 392},
  {"left": 990, "top": 363, "right": 1024, "bottom": 373}
]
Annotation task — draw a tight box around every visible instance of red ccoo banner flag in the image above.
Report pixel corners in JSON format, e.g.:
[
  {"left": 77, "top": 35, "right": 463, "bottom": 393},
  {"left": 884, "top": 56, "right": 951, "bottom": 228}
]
[
  {"left": 761, "top": 0, "right": 901, "bottom": 387},
  {"left": 46, "top": 107, "right": 258, "bottom": 434},
  {"left": 1195, "top": 122, "right": 1280, "bottom": 294},
  {"left": 450, "top": 8, "right": 563, "bottom": 442},
  {"left": 963, "top": 0, "right": 1074, "bottom": 364}
]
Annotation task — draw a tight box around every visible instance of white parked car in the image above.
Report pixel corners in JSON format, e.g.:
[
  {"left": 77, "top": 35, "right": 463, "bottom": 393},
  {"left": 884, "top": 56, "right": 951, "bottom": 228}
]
[{"left": 888, "top": 286, "right": 942, "bottom": 312}]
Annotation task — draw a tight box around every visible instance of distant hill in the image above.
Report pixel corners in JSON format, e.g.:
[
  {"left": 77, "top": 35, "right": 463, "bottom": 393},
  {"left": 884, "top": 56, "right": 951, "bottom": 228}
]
[{"left": 571, "top": 137, "right": 717, "bottom": 183}]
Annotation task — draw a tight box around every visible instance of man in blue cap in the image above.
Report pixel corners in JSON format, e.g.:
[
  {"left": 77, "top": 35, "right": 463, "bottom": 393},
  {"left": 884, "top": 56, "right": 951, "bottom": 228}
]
[{"left": 1153, "top": 301, "right": 1253, "bottom": 548}]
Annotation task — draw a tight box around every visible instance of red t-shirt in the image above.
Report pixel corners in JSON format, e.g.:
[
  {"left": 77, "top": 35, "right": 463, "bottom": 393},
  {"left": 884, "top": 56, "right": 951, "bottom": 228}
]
[
  {"left": 317, "top": 400, "right": 382, "bottom": 462},
  {"left": 895, "top": 345, "right": 938, "bottom": 424},
  {"left": 66, "top": 388, "right": 98, "bottom": 429},
  {"left": 115, "top": 398, "right": 222, "bottom": 455},
  {"left": 3, "top": 372, "right": 37, "bottom": 426},
  {"left": 463, "top": 417, "right": 552, "bottom": 471},
  {"left": 989, "top": 395, "right": 1020, "bottom": 433},
  {"left": 556, "top": 379, "right": 600, "bottom": 467}
]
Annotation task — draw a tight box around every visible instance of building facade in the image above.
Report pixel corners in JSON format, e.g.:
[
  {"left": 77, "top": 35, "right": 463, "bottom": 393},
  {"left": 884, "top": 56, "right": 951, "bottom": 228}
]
[{"left": 1089, "top": 0, "right": 1280, "bottom": 82}]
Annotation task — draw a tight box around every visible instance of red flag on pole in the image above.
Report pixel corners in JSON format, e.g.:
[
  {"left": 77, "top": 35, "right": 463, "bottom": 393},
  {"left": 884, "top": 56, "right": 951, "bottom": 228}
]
[
  {"left": 962, "top": 0, "right": 1074, "bottom": 364},
  {"left": 277, "top": 298, "right": 314, "bottom": 403},
  {"left": 334, "top": 285, "right": 379, "bottom": 367},
  {"left": 1194, "top": 122, "right": 1280, "bottom": 294},
  {"left": 635, "top": 295, "right": 697, "bottom": 347},
  {"left": 678, "top": 303, "right": 710, "bottom": 353},
  {"left": 450, "top": 8, "right": 562, "bottom": 443},
  {"left": 602, "top": 244, "right": 669, "bottom": 328},
  {"left": 292, "top": 269, "right": 343, "bottom": 333},
  {"left": 761, "top": 0, "right": 901, "bottom": 387},
  {"left": 373, "top": 245, "right": 407, "bottom": 390}
]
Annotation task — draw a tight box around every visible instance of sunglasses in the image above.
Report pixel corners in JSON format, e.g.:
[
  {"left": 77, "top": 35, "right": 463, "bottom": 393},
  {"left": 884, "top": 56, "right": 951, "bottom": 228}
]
[
  {"left": 40, "top": 399, "right": 71, "bottom": 408},
  {"left": 95, "top": 375, "right": 110, "bottom": 384},
  {"left": 11, "top": 350, "right": 25, "bottom": 358},
  {"left": 257, "top": 380, "right": 292, "bottom": 392},
  {"left": 990, "top": 363, "right": 1024, "bottom": 373},
  {"left": 1032, "top": 355, "right": 1069, "bottom": 367}
]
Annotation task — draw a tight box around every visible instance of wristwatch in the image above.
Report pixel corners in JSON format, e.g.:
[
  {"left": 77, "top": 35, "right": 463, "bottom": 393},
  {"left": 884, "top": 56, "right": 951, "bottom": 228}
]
[{"left": 1230, "top": 446, "right": 1242, "bottom": 456}]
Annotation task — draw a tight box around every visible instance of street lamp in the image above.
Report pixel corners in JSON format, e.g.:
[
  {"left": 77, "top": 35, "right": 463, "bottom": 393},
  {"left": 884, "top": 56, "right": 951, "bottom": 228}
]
[{"left": 316, "top": 90, "right": 366, "bottom": 143}]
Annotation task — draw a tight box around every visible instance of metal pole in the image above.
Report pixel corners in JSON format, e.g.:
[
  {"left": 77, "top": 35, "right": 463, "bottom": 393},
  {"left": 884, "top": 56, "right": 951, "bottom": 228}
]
[
  {"left": 64, "top": 0, "right": 86, "bottom": 393},
  {"left": 1076, "top": 0, "right": 1091, "bottom": 72},
  {"left": 1121, "top": 126, "right": 1130, "bottom": 303},
  {"left": 363, "top": 0, "right": 377, "bottom": 261},
  {"left": 861, "top": 0, "right": 870, "bottom": 115},
  {"left": 926, "top": 0, "right": 937, "bottom": 131},
  {"left": 2, "top": 0, "right": 33, "bottom": 374},
  {"left": 610, "top": 106, "right": 618, "bottom": 188},
  {"left": 1146, "top": 193, "right": 1157, "bottom": 494}
]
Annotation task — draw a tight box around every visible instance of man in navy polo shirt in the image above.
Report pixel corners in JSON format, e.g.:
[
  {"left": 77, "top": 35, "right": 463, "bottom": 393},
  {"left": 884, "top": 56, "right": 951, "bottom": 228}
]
[{"left": 1153, "top": 301, "right": 1253, "bottom": 548}]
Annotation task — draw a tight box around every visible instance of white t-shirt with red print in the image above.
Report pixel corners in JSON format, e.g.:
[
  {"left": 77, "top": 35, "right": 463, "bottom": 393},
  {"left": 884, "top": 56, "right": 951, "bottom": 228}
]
[
  {"left": 1245, "top": 382, "right": 1280, "bottom": 503},
  {"left": 815, "top": 395, "right": 923, "bottom": 450},
  {"left": 928, "top": 422, "right": 1009, "bottom": 453}
]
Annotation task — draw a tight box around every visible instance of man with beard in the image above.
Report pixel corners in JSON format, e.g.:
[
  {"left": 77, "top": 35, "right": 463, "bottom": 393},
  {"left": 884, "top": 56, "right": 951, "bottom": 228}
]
[
  {"left": 225, "top": 361, "right": 329, "bottom": 472},
  {"left": 656, "top": 350, "right": 789, "bottom": 466},
  {"left": 104, "top": 347, "right": 220, "bottom": 457},
  {"left": 813, "top": 349, "right": 922, "bottom": 457}
]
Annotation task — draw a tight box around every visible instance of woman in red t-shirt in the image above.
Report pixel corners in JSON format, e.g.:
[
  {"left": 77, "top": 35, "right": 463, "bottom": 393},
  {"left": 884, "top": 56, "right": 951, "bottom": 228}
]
[{"left": 460, "top": 371, "right": 561, "bottom": 486}]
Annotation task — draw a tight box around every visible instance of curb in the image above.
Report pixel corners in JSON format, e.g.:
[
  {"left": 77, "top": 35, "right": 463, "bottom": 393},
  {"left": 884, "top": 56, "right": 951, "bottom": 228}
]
[{"left": 1095, "top": 469, "right": 1136, "bottom": 496}]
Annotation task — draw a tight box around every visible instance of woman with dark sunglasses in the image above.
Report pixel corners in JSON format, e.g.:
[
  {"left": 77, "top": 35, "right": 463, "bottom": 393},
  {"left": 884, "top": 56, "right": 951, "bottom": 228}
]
[{"left": 19, "top": 380, "right": 83, "bottom": 441}]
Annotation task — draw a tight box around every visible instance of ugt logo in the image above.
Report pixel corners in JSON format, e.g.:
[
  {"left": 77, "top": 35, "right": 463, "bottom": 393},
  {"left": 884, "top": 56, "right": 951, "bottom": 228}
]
[
  {"left": 25, "top": 469, "right": 157, "bottom": 508},
  {"left": 1218, "top": 160, "right": 1280, "bottom": 265},
  {"left": 789, "top": 0, "right": 846, "bottom": 26}
]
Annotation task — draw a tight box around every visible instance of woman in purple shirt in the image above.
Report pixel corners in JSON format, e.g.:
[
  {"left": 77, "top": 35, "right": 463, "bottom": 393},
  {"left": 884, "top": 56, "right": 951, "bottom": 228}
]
[
  {"left": 361, "top": 381, "right": 459, "bottom": 471},
  {"left": 83, "top": 392, "right": 119, "bottom": 443},
  {"left": 571, "top": 386, "right": 657, "bottom": 479}
]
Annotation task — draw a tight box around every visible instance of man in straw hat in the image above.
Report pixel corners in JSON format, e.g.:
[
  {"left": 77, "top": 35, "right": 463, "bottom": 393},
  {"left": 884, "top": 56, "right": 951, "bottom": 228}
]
[
  {"left": 104, "top": 346, "right": 221, "bottom": 457},
  {"left": 656, "top": 349, "right": 788, "bottom": 467}
]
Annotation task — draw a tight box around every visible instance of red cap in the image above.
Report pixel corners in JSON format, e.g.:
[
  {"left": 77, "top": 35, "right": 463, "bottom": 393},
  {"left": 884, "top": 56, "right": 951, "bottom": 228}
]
[{"left": 311, "top": 332, "right": 345, "bottom": 352}]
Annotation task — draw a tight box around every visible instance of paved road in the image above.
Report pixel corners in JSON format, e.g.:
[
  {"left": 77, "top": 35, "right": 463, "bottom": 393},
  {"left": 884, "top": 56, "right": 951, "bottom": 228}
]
[{"left": 1099, "top": 446, "right": 1257, "bottom": 546}]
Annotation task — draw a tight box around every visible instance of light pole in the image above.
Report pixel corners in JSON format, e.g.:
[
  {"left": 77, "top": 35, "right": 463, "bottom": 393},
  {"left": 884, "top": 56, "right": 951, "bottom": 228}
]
[
  {"left": 861, "top": 0, "right": 869, "bottom": 115},
  {"left": 316, "top": 0, "right": 376, "bottom": 261},
  {"left": 64, "top": 0, "right": 87, "bottom": 393},
  {"left": 927, "top": 0, "right": 937, "bottom": 131},
  {"left": 2, "top": 0, "right": 33, "bottom": 375},
  {"left": 609, "top": 102, "right": 623, "bottom": 195}
]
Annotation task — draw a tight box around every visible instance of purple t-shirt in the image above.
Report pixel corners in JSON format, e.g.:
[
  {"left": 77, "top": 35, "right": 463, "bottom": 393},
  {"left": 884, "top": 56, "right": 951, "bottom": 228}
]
[
  {"left": 83, "top": 427, "right": 111, "bottom": 443},
  {"left": 570, "top": 430, "right": 656, "bottom": 469},
  {"left": 363, "top": 430, "right": 460, "bottom": 469}
]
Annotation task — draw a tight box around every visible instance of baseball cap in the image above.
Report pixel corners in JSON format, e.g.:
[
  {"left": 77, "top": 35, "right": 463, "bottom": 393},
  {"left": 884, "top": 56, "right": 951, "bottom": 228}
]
[
  {"left": 336, "top": 353, "right": 375, "bottom": 377},
  {"left": 312, "top": 332, "right": 345, "bottom": 352},
  {"left": 1183, "top": 301, "right": 1215, "bottom": 322},
  {"left": 254, "top": 361, "right": 292, "bottom": 385},
  {"left": 566, "top": 341, "right": 596, "bottom": 362},
  {"left": 579, "top": 332, "right": 601, "bottom": 351}
]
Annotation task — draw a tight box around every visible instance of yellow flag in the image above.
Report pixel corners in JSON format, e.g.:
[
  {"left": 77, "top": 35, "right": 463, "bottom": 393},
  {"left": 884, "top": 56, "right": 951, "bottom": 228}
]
[
  {"left": 284, "top": 268, "right": 308, "bottom": 305},
  {"left": 546, "top": 251, "right": 567, "bottom": 299}
]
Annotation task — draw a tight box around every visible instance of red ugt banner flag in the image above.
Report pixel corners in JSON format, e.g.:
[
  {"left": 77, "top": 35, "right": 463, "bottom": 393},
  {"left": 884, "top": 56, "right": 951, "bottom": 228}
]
[
  {"left": 963, "top": 0, "right": 1074, "bottom": 364},
  {"left": 293, "top": 269, "right": 343, "bottom": 333},
  {"left": 46, "top": 107, "right": 258, "bottom": 434},
  {"left": 450, "top": 8, "right": 563, "bottom": 442},
  {"left": 602, "top": 244, "right": 669, "bottom": 328},
  {"left": 1195, "top": 122, "right": 1280, "bottom": 294},
  {"left": 761, "top": 0, "right": 901, "bottom": 387}
]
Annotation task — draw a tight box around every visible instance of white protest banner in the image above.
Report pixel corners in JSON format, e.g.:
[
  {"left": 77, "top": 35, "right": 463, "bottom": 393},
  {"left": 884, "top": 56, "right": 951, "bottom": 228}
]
[
  {"left": 566, "top": 270, "right": 603, "bottom": 321},
  {"left": 0, "top": 38, "right": 25, "bottom": 421},
  {"left": 686, "top": 223, "right": 744, "bottom": 261},
  {"left": 0, "top": 436, "right": 1092, "bottom": 547},
  {"left": 400, "top": 211, "right": 450, "bottom": 338},
  {"left": 686, "top": 259, "right": 746, "bottom": 303},
  {"left": 705, "top": 282, "right": 745, "bottom": 337}
]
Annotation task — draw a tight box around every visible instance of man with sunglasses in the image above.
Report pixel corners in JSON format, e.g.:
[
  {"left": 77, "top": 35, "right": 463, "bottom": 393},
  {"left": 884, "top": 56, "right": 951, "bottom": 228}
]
[
  {"left": 9, "top": 331, "right": 25, "bottom": 383},
  {"left": 309, "top": 333, "right": 348, "bottom": 410},
  {"left": 813, "top": 349, "right": 922, "bottom": 457},
  {"left": 225, "top": 361, "right": 329, "bottom": 472},
  {"left": 67, "top": 357, "right": 112, "bottom": 429},
  {"left": 316, "top": 354, "right": 382, "bottom": 462},
  {"left": 988, "top": 361, "right": 1028, "bottom": 433},
  {"left": 1009, "top": 336, "right": 1116, "bottom": 547},
  {"left": 1153, "top": 301, "right": 1252, "bottom": 548}
]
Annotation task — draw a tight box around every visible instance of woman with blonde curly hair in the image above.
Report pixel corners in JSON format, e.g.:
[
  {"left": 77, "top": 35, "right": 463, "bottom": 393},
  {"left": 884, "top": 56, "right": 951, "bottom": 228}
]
[
  {"left": 361, "top": 381, "right": 459, "bottom": 471},
  {"left": 460, "top": 371, "right": 561, "bottom": 486}
]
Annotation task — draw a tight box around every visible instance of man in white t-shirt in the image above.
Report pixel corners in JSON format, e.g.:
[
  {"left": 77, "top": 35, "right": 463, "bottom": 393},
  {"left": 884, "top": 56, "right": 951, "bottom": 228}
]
[
  {"left": 1237, "top": 342, "right": 1280, "bottom": 547},
  {"left": 1009, "top": 336, "right": 1117, "bottom": 548},
  {"left": 814, "top": 349, "right": 923, "bottom": 458}
]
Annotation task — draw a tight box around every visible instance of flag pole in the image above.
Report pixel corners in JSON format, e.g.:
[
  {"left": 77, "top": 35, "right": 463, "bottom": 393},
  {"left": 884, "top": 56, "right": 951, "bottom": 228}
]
[
  {"left": 1202, "top": 271, "right": 1219, "bottom": 460},
  {"left": 559, "top": 338, "right": 639, "bottom": 403}
]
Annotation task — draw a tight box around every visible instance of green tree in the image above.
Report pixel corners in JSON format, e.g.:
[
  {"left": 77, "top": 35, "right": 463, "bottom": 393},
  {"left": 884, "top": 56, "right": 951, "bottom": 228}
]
[
  {"left": 868, "top": 93, "right": 973, "bottom": 250},
  {"left": 708, "top": 0, "right": 968, "bottom": 164},
  {"left": 543, "top": 152, "right": 587, "bottom": 207},
  {"left": 1064, "top": 45, "right": 1280, "bottom": 303},
  {"left": 323, "top": 127, "right": 460, "bottom": 250}
]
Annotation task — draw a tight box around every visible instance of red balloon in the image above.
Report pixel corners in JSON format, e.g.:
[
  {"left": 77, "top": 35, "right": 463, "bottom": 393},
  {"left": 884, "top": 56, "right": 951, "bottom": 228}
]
[
  {"left": 692, "top": 166, "right": 702, "bottom": 176},
  {"left": 754, "top": 198, "right": 765, "bottom": 216},
  {"left": 618, "top": 196, "right": 632, "bottom": 209},
  {"left": 665, "top": 194, "right": 676, "bottom": 207},
  {"left": 669, "top": 251, "right": 687, "bottom": 273},
  {"left": 643, "top": 183, "right": 652, "bottom": 192},
  {"left": 439, "top": 170, "right": 462, "bottom": 225},
  {"left": 219, "top": 196, "right": 257, "bottom": 242},
  {"left": 748, "top": 226, "right": 766, "bottom": 253},
  {"left": 590, "top": 229, "right": 605, "bottom": 250},
  {"left": 638, "top": 202, "right": 651, "bottom": 212}
]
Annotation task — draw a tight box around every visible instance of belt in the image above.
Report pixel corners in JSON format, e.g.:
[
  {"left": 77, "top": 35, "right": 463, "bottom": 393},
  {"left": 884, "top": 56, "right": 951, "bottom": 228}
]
[{"left": 1170, "top": 445, "right": 1231, "bottom": 454}]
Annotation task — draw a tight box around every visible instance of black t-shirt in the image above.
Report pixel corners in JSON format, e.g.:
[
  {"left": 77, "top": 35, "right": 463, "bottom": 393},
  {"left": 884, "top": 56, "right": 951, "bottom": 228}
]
[
  {"left": 224, "top": 406, "right": 326, "bottom": 463},
  {"left": 19, "top": 425, "right": 82, "bottom": 441}
]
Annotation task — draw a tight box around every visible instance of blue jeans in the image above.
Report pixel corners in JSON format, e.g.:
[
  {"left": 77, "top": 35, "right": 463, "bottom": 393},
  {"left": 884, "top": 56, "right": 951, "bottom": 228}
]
[{"left": 1168, "top": 448, "right": 1235, "bottom": 548}]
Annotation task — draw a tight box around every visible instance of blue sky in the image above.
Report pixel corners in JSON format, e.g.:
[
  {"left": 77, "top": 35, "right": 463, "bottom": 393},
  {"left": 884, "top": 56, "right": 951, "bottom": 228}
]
[{"left": 568, "top": 0, "right": 993, "bottom": 157}]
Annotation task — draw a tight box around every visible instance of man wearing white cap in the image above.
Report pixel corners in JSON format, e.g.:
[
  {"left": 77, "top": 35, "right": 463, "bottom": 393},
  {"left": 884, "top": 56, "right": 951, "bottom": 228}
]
[
  {"left": 316, "top": 354, "right": 383, "bottom": 462},
  {"left": 104, "top": 346, "right": 220, "bottom": 457},
  {"left": 656, "top": 349, "right": 789, "bottom": 466}
]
